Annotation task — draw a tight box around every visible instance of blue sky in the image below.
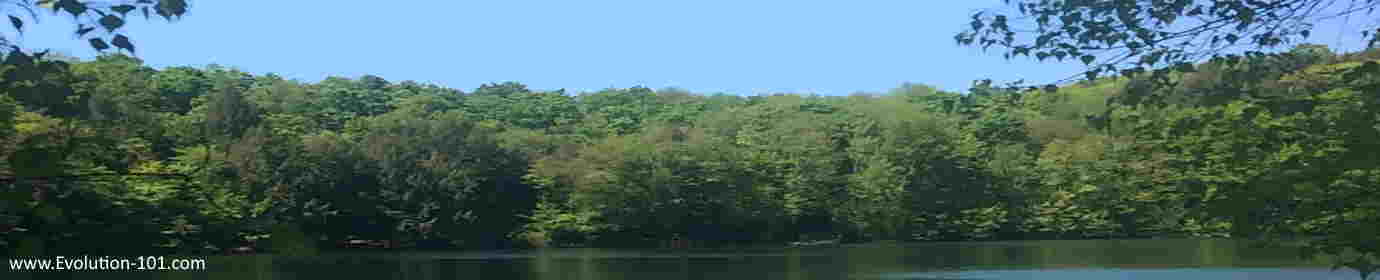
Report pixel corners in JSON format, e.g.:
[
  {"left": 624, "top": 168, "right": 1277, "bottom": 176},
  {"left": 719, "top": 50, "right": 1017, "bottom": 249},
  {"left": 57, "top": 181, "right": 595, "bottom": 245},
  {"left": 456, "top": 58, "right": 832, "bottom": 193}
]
[{"left": 9, "top": 1, "right": 1372, "bottom": 95}]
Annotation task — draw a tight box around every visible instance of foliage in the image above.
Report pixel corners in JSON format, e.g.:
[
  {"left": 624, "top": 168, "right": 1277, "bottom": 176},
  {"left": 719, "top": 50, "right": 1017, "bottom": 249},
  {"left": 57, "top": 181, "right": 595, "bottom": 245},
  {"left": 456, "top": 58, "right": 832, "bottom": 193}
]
[
  {"left": 0, "top": 45, "right": 1376, "bottom": 280},
  {"left": 3, "top": 0, "right": 189, "bottom": 55},
  {"left": 958, "top": 0, "right": 1379, "bottom": 84}
]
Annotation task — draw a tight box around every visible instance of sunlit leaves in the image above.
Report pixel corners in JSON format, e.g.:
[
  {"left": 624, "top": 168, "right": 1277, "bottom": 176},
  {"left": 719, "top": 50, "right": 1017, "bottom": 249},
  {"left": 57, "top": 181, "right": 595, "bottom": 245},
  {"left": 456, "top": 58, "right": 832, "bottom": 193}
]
[
  {"left": 205, "top": 73, "right": 260, "bottom": 140},
  {"left": 7, "top": 16, "right": 22, "bottom": 34}
]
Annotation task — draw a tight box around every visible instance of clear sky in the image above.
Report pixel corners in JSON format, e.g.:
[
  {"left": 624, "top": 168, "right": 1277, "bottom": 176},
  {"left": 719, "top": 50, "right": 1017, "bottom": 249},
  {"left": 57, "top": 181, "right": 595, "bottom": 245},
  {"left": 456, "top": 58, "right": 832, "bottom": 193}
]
[{"left": 8, "top": 1, "right": 1371, "bottom": 95}]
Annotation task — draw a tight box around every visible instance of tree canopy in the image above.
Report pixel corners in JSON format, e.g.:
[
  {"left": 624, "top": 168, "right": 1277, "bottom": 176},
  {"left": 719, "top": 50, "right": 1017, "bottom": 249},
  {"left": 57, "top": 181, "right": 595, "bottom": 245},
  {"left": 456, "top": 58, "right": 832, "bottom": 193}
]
[
  {"left": 2, "top": 49, "right": 1377, "bottom": 279},
  {"left": 0, "top": 2, "right": 1377, "bottom": 279}
]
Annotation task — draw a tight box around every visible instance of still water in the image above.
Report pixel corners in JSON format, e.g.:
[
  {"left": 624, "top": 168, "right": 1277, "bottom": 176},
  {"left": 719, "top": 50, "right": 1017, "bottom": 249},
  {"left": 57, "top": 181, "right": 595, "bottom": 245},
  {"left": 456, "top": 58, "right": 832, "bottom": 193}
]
[{"left": 5, "top": 239, "right": 1367, "bottom": 279}]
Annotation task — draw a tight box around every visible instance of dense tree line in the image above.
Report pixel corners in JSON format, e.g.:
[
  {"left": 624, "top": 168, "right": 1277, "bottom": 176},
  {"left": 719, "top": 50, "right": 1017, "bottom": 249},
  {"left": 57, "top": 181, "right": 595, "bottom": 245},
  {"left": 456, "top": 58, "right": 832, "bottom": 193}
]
[
  {"left": 0, "top": 0, "right": 1371, "bottom": 278},
  {"left": 0, "top": 45, "right": 1377, "bottom": 273}
]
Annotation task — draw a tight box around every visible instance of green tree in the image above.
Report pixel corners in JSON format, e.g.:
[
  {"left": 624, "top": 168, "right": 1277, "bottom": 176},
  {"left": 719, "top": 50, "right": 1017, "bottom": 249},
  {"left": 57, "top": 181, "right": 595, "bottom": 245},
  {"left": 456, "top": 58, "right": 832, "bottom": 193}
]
[
  {"left": 150, "top": 66, "right": 210, "bottom": 114},
  {"left": 313, "top": 76, "right": 393, "bottom": 131},
  {"left": 577, "top": 86, "right": 663, "bottom": 135},
  {"left": 352, "top": 110, "right": 534, "bottom": 249}
]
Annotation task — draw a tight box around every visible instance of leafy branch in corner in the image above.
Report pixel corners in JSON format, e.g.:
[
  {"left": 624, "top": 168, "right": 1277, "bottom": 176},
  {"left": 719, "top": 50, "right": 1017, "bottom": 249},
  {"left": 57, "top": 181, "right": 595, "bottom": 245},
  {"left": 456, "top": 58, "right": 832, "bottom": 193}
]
[
  {"left": 1, "top": 0, "right": 190, "bottom": 55},
  {"left": 957, "top": 0, "right": 1380, "bottom": 87}
]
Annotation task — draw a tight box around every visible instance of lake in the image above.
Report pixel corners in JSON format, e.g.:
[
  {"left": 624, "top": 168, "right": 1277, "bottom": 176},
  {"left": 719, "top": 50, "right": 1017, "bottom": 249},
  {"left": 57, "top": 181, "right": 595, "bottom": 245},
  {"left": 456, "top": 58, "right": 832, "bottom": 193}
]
[{"left": 3, "top": 239, "right": 1367, "bottom": 279}]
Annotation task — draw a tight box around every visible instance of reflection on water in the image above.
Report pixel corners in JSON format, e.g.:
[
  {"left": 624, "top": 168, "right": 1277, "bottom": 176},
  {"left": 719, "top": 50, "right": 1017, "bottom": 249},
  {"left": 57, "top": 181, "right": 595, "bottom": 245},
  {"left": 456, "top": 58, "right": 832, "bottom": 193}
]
[
  {"left": 2, "top": 239, "right": 1364, "bottom": 280},
  {"left": 882, "top": 268, "right": 1361, "bottom": 280}
]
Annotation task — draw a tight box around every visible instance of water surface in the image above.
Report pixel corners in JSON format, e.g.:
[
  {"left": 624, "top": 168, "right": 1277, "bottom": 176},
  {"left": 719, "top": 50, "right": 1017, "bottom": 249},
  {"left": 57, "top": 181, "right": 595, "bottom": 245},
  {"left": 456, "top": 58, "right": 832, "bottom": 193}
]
[{"left": 5, "top": 239, "right": 1365, "bottom": 279}]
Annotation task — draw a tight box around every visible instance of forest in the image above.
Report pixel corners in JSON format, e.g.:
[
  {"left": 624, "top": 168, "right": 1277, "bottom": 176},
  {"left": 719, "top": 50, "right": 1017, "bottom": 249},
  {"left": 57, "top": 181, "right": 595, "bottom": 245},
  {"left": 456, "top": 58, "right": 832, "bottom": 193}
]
[{"left": 1, "top": 43, "right": 1376, "bottom": 261}]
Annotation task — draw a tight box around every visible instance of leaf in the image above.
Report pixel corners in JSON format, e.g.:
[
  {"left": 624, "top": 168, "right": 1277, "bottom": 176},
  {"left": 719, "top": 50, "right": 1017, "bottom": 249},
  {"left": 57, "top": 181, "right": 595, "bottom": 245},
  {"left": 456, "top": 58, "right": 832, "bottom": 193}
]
[
  {"left": 99, "top": 15, "right": 125, "bottom": 32},
  {"left": 75, "top": 25, "right": 95, "bottom": 37},
  {"left": 56, "top": 0, "right": 85, "bottom": 16},
  {"left": 1080, "top": 55, "right": 1096, "bottom": 65},
  {"left": 1013, "top": 46, "right": 1030, "bottom": 56},
  {"left": 111, "top": 4, "right": 135, "bottom": 15},
  {"left": 155, "top": 0, "right": 188, "bottom": 20},
  {"left": 8, "top": 16, "right": 22, "bottom": 33},
  {"left": 37, "top": 0, "right": 55, "bottom": 10},
  {"left": 89, "top": 38, "right": 109, "bottom": 51},
  {"left": 112, "top": 34, "right": 134, "bottom": 53},
  {"left": 1186, "top": 6, "right": 1203, "bottom": 16}
]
